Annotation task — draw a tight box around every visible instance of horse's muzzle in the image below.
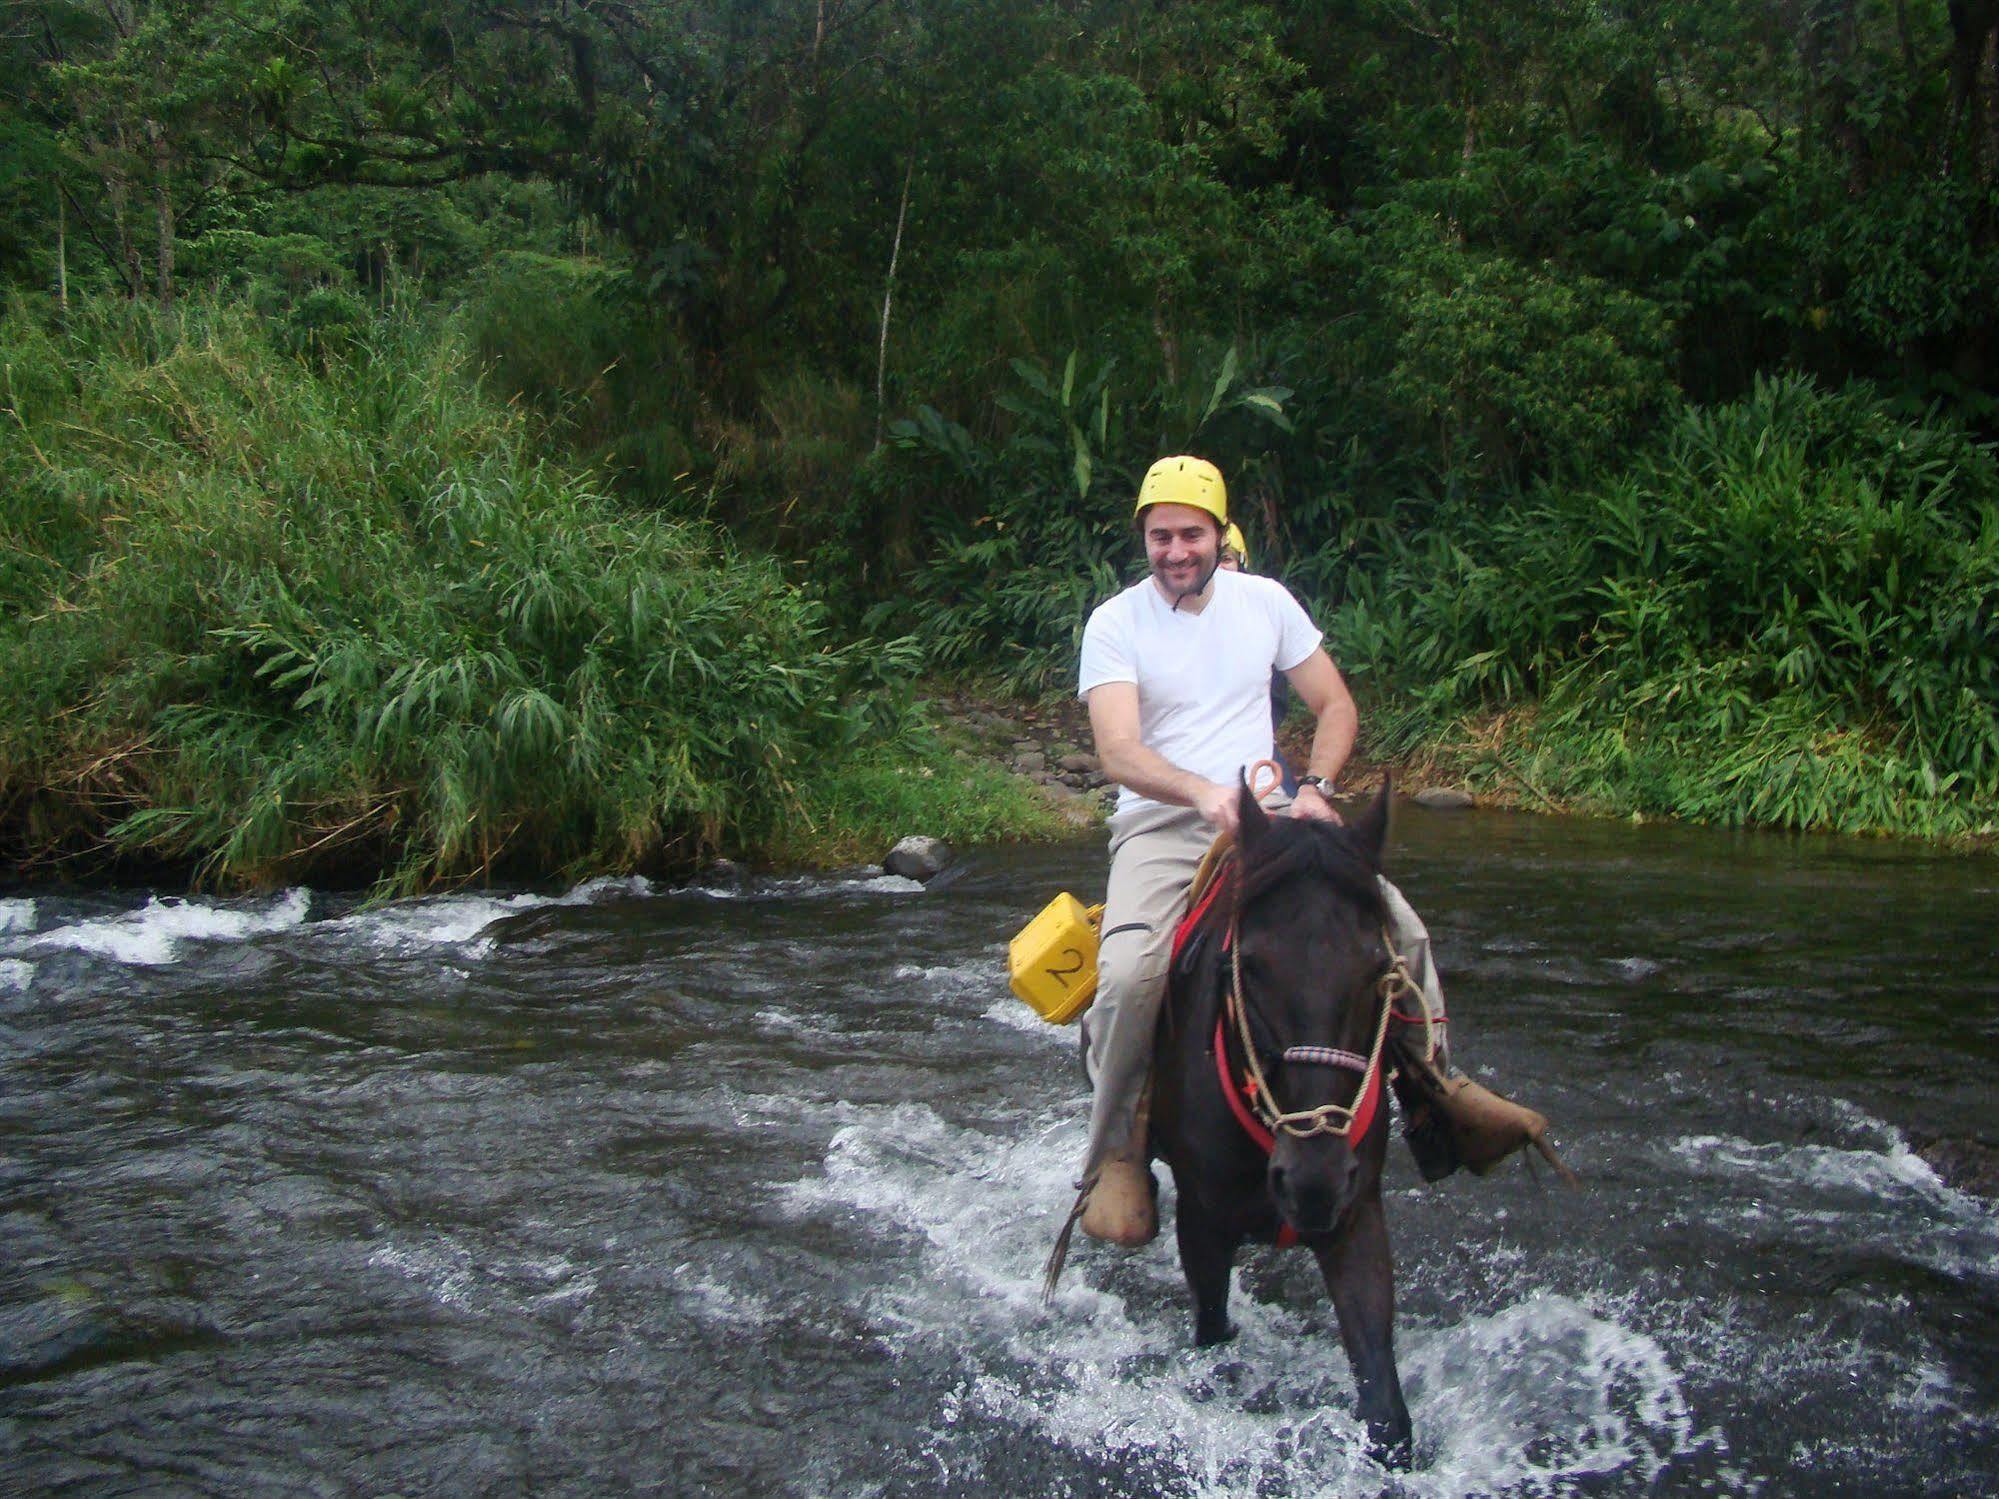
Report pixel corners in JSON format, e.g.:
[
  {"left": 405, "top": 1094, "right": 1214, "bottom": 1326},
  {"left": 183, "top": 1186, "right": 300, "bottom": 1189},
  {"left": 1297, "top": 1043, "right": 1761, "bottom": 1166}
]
[{"left": 1269, "top": 1136, "right": 1360, "bottom": 1235}]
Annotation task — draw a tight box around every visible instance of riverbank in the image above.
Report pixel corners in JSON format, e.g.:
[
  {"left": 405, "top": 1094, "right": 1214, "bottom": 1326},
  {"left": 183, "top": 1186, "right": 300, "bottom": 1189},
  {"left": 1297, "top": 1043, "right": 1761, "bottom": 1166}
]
[
  {"left": 5, "top": 295, "right": 1990, "bottom": 893},
  {"left": 941, "top": 680, "right": 1999, "bottom": 858}
]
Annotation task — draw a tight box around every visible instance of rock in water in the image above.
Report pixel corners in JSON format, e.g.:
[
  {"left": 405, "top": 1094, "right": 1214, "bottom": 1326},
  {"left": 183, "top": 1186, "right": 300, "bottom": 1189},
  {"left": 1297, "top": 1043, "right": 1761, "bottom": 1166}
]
[
  {"left": 884, "top": 836, "right": 953, "bottom": 881},
  {"left": 1411, "top": 786, "right": 1476, "bottom": 810},
  {"left": 1915, "top": 1136, "right": 1999, "bottom": 1198}
]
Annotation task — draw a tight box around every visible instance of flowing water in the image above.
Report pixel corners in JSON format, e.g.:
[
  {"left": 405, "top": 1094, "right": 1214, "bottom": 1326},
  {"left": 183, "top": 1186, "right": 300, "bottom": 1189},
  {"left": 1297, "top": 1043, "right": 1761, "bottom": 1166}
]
[{"left": 2, "top": 808, "right": 1996, "bottom": 1497}]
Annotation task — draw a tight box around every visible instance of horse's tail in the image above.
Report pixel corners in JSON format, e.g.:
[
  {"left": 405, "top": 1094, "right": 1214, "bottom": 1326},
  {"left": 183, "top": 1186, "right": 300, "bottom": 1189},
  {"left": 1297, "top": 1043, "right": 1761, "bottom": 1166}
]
[{"left": 1041, "top": 1181, "right": 1092, "bottom": 1300}]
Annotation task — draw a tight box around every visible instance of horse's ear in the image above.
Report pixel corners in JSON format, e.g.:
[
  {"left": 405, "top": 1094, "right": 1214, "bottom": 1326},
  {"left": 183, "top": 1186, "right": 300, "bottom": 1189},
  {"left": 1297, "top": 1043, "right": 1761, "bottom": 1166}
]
[
  {"left": 1351, "top": 774, "right": 1392, "bottom": 866},
  {"left": 1237, "top": 773, "right": 1271, "bottom": 851}
]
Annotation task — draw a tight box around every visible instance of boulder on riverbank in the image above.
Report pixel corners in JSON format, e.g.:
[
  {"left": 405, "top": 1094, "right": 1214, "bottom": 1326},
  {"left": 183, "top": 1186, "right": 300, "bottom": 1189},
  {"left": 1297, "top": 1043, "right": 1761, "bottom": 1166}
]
[{"left": 884, "top": 835, "right": 954, "bottom": 881}]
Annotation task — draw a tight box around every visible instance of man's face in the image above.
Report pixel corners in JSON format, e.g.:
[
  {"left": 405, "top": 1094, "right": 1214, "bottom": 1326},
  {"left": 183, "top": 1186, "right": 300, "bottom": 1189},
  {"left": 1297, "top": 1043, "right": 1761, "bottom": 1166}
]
[{"left": 1142, "top": 503, "right": 1222, "bottom": 601}]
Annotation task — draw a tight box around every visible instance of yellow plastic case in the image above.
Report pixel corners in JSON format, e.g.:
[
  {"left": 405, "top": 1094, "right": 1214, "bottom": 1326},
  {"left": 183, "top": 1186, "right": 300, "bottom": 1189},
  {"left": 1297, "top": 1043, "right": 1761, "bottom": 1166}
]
[{"left": 1008, "top": 892, "right": 1105, "bottom": 1024}]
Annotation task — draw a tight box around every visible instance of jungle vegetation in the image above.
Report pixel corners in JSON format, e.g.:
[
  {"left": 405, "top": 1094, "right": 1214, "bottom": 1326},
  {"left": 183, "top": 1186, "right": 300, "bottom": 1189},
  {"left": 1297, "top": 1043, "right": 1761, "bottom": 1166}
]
[{"left": 2, "top": 0, "right": 1996, "bottom": 884}]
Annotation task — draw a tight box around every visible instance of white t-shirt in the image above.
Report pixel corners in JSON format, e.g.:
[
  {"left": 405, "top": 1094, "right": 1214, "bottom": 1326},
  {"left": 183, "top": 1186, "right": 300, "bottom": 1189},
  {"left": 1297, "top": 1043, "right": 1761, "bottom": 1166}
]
[{"left": 1077, "top": 567, "right": 1324, "bottom": 815}]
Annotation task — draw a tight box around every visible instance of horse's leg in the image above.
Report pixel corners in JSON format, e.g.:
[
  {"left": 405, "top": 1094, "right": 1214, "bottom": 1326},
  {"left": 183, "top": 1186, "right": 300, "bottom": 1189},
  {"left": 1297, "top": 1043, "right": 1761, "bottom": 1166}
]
[
  {"left": 1314, "top": 1194, "right": 1413, "bottom": 1470},
  {"left": 1173, "top": 1194, "right": 1241, "bottom": 1347}
]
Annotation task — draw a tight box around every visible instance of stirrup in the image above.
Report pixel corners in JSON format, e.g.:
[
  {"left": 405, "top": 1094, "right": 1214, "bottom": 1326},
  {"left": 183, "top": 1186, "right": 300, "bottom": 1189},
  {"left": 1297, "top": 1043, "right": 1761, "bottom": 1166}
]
[{"left": 1391, "top": 1072, "right": 1462, "bottom": 1182}]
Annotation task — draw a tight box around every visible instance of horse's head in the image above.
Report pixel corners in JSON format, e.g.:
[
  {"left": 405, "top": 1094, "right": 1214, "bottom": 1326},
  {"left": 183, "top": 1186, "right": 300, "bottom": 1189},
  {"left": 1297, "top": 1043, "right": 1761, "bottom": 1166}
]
[{"left": 1232, "top": 780, "right": 1394, "bottom": 1235}]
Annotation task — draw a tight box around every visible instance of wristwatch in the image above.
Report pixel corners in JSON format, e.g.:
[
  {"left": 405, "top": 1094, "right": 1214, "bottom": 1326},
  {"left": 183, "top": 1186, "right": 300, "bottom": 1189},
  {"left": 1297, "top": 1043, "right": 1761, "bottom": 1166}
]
[{"left": 1297, "top": 775, "right": 1336, "bottom": 794}]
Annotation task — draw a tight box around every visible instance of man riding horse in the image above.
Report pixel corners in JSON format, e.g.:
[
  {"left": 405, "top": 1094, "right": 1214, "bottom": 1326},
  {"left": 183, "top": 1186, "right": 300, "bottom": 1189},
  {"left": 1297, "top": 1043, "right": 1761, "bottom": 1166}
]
[{"left": 1073, "top": 455, "right": 1556, "bottom": 1247}]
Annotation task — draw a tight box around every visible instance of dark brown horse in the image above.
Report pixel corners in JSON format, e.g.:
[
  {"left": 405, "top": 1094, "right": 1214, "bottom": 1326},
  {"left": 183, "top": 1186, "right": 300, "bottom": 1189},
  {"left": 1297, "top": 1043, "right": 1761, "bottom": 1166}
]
[{"left": 1151, "top": 779, "right": 1414, "bottom": 1468}]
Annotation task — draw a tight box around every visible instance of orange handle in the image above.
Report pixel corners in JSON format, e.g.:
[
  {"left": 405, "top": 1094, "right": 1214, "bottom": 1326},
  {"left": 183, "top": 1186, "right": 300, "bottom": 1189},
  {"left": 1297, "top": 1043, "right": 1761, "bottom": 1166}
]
[{"left": 1246, "top": 758, "right": 1285, "bottom": 803}]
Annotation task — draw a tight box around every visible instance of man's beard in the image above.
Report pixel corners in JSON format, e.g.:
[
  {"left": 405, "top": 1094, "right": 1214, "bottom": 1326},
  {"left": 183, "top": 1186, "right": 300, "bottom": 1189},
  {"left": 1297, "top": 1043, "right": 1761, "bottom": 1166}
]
[{"left": 1154, "top": 553, "right": 1217, "bottom": 602}]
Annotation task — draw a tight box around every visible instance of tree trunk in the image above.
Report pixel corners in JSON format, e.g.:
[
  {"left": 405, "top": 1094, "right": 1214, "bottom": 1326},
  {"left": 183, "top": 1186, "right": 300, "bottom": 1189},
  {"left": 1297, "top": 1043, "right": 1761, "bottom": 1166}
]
[
  {"left": 55, "top": 186, "right": 68, "bottom": 314},
  {"left": 874, "top": 155, "right": 914, "bottom": 451},
  {"left": 1446, "top": 96, "right": 1476, "bottom": 242},
  {"left": 1895, "top": 0, "right": 1917, "bottom": 70},
  {"left": 110, "top": 121, "right": 142, "bottom": 298},
  {"left": 1153, "top": 298, "right": 1179, "bottom": 389},
  {"left": 1947, "top": 1, "right": 1999, "bottom": 232},
  {"left": 1988, "top": 21, "right": 1999, "bottom": 198},
  {"left": 1803, "top": 0, "right": 1869, "bottom": 192},
  {"left": 148, "top": 122, "right": 173, "bottom": 307}
]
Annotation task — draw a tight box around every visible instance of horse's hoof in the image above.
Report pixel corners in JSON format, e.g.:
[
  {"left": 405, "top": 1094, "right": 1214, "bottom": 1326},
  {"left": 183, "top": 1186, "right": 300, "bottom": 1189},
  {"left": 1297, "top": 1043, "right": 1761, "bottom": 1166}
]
[{"left": 1366, "top": 1424, "right": 1414, "bottom": 1472}]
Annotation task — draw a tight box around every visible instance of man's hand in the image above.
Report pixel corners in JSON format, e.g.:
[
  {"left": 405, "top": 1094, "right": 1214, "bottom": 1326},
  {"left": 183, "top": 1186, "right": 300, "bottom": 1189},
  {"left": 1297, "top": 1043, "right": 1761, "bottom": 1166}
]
[
  {"left": 1288, "top": 781, "right": 1344, "bottom": 825},
  {"left": 1192, "top": 779, "right": 1241, "bottom": 836}
]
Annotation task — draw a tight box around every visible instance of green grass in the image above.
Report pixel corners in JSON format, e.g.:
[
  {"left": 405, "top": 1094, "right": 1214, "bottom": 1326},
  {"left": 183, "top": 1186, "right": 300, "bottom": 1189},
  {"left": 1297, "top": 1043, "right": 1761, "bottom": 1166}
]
[{"left": 773, "top": 729, "right": 1080, "bottom": 867}]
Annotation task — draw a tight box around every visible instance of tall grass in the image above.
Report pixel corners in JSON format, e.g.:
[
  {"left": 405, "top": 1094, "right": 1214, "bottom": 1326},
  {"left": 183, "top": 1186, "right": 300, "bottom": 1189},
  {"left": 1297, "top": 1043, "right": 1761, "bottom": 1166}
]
[
  {"left": 0, "top": 294, "right": 1013, "bottom": 888},
  {"left": 460, "top": 252, "right": 705, "bottom": 505},
  {"left": 1332, "top": 376, "right": 1999, "bottom": 841}
]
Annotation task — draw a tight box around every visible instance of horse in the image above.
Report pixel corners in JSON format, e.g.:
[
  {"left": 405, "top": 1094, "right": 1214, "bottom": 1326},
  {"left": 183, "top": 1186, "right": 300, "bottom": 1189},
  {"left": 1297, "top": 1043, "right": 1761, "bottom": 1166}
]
[{"left": 1150, "top": 777, "right": 1415, "bottom": 1468}]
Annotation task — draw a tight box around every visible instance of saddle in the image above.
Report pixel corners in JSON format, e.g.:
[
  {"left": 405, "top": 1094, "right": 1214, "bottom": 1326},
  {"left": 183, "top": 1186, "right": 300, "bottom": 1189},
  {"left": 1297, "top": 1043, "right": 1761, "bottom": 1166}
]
[{"left": 1169, "top": 832, "right": 1236, "bottom": 981}]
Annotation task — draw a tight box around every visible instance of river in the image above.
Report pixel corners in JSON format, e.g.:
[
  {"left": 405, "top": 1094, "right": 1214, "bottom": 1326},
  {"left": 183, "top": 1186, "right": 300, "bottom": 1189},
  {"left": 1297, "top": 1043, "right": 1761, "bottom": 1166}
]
[{"left": 2, "top": 806, "right": 1995, "bottom": 1496}]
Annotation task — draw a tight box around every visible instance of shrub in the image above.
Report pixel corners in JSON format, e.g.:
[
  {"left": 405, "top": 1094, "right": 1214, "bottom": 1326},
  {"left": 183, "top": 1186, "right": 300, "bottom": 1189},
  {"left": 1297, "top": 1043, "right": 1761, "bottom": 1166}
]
[
  {"left": 0, "top": 294, "right": 943, "bottom": 887},
  {"left": 1330, "top": 375, "right": 1999, "bottom": 840}
]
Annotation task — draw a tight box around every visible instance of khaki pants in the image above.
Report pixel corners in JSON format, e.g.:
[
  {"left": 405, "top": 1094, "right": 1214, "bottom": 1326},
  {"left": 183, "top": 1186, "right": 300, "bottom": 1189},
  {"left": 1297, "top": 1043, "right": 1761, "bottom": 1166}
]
[{"left": 1078, "top": 801, "right": 1449, "bottom": 1182}]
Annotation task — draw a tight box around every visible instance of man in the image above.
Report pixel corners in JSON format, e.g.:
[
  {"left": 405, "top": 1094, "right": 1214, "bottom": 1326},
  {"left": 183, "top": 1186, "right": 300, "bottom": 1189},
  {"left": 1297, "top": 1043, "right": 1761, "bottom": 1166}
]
[{"left": 1073, "top": 455, "right": 1552, "bottom": 1247}]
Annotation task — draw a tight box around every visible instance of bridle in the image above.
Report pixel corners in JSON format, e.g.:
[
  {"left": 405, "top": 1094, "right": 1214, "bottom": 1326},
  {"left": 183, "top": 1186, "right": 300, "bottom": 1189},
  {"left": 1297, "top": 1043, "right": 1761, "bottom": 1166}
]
[{"left": 1218, "top": 858, "right": 1425, "bottom": 1147}]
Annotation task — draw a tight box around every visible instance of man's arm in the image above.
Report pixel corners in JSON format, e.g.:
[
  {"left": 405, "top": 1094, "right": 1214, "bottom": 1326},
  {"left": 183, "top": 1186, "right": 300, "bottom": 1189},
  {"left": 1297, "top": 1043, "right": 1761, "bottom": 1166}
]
[
  {"left": 1086, "top": 681, "right": 1241, "bottom": 835},
  {"left": 1281, "top": 647, "right": 1359, "bottom": 824}
]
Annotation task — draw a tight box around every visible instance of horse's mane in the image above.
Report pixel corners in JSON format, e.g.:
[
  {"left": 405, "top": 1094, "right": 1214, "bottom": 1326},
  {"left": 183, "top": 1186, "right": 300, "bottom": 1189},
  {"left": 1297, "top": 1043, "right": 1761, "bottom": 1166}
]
[{"left": 1237, "top": 816, "right": 1385, "bottom": 922}]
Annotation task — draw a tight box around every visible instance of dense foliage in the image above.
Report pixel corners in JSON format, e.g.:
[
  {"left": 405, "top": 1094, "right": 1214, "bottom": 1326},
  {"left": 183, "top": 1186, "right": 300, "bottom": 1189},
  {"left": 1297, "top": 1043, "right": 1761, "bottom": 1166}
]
[
  {"left": 5, "top": 0, "right": 1998, "bottom": 855},
  {"left": 0, "top": 299, "right": 1059, "bottom": 886},
  {"left": 1337, "top": 377, "right": 1999, "bottom": 836}
]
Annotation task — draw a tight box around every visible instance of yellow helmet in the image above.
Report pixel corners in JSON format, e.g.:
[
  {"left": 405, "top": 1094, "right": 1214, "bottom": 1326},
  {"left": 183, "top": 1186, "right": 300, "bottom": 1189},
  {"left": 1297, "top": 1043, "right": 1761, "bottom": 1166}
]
[
  {"left": 1134, "top": 455, "right": 1227, "bottom": 527},
  {"left": 1223, "top": 523, "right": 1250, "bottom": 569}
]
